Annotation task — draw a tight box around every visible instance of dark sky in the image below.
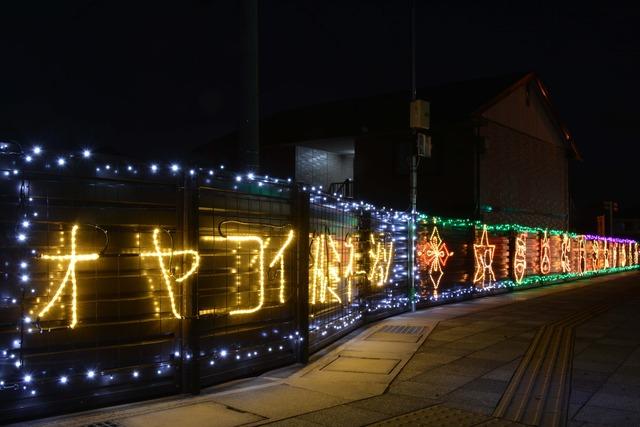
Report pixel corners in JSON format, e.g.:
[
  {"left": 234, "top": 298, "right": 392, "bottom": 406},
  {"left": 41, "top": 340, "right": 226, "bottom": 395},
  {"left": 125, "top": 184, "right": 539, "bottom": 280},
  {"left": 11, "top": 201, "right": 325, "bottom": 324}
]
[{"left": 1, "top": 1, "right": 639, "bottom": 215}]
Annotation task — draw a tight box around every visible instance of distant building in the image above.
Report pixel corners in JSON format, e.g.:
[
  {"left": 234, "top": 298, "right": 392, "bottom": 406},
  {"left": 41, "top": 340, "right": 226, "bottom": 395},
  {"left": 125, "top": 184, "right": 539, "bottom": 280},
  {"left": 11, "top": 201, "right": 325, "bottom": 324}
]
[{"left": 198, "top": 73, "right": 579, "bottom": 229}]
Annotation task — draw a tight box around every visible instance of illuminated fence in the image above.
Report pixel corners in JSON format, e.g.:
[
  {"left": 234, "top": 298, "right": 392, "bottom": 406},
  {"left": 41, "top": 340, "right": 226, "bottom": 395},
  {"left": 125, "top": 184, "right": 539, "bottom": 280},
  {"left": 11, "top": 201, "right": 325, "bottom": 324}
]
[
  {"left": 414, "top": 215, "right": 640, "bottom": 305},
  {"left": 0, "top": 147, "right": 638, "bottom": 422}
]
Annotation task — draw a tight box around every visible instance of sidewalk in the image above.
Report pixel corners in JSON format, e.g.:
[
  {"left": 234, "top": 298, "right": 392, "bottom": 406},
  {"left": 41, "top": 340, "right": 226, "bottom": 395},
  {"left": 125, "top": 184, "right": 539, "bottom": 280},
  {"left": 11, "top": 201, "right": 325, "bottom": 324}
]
[{"left": 19, "top": 273, "right": 640, "bottom": 427}]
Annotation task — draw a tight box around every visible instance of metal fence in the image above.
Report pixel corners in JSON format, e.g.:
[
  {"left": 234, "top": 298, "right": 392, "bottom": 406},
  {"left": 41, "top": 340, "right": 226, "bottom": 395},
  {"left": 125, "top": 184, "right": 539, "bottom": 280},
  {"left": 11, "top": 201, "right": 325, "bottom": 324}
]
[{"left": 0, "top": 153, "right": 638, "bottom": 422}]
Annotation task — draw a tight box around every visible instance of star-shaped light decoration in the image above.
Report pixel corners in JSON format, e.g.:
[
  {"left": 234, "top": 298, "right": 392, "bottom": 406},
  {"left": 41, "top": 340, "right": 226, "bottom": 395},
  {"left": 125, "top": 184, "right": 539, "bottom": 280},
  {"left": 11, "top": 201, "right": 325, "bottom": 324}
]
[
  {"left": 473, "top": 225, "right": 496, "bottom": 289},
  {"left": 417, "top": 225, "right": 453, "bottom": 291}
]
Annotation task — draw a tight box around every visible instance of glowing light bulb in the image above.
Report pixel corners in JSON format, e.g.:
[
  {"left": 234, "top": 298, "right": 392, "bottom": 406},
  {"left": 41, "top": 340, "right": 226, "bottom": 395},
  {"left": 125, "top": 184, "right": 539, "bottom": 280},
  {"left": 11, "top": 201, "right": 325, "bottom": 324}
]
[
  {"left": 82, "top": 149, "right": 91, "bottom": 158},
  {"left": 170, "top": 164, "right": 179, "bottom": 172},
  {"left": 151, "top": 164, "right": 158, "bottom": 173},
  {"left": 57, "top": 158, "right": 66, "bottom": 166},
  {"left": 25, "top": 155, "right": 33, "bottom": 162},
  {"left": 86, "top": 370, "right": 95, "bottom": 379},
  {"left": 33, "top": 146, "right": 42, "bottom": 155},
  {"left": 60, "top": 376, "right": 68, "bottom": 384},
  {"left": 24, "top": 375, "right": 32, "bottom": 383},
  {"left": 17, "top": 233, "right": 26, "bottom": 242}
]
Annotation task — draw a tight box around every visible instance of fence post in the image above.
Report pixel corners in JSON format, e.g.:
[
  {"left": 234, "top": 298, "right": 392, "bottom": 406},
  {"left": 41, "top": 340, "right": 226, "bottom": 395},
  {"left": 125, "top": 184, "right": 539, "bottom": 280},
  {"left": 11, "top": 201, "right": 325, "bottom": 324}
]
[
  {"left": 292, "top": 186, "right": 310, "bottom": 363},
  {"left": 181, "top": 173, "right": 200, "bottom": 394}
]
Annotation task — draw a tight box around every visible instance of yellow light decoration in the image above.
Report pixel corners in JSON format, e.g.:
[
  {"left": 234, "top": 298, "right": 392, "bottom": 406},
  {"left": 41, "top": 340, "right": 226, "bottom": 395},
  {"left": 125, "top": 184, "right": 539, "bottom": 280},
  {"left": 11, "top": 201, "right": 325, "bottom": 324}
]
[
  {"left": 603, "top": 240, "right": 609, "bottom": 269},
  {"left": 619, "top": 242, "right": 626, "bottom": 267},
  {"left": 199, "top": 232, "right": 294, "bottom": 315},
  {"left": 540, "top": 230, "right": 551, "bottom": 275},
  {"left": 591, "top": 240, "right": 600, "bottom": 271},
  {"left": 38, "top": 225, "right": 100, "bottom": 328},
  {"left": 140, "top": 228, "right": 200, "bottom": 319},
  {"left": 344, "top": 237, "right": 355, "bottom": 302},
  {"left": 473, "top": 225, "right": 496, "bottom": 288},
  {"left": 367, "top": 233, "right": 393, "bottom": 287},
  {"left": 612, "top": 243, "right": 618, "bottom": 267},
  {"left": 268, "top": 230, "right": 295, "bottom": 304},
  {"left": 513, "top": 233, "right": 527, "bottom": 284},
  {"left": 417, "top": 225, "right": 453, "bottom": 290},
  {"left": 634, "top": 242, "right": 638, "bottom": 265},
  {"left": 577, "top": 236, "right": 587, "bottom": 274},
  {"left": 343, "top": 236, "right": 365, "bottom": 302},
  {"left": 309, "top": 234, "right": 342, "bottom": 304},
  {"left": 561, "top": 233, "right": 571, "bottom": 273}
]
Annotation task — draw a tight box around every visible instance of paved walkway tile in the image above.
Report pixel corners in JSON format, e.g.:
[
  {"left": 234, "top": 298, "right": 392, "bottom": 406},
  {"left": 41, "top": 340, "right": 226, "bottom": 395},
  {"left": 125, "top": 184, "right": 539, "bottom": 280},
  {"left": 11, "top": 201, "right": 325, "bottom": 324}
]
[
  {"left": 369, "top": 404, "right": 490, "bottom": 427},
  {"left": 346, "top": 394, "right": 440, "bottom": 417},
  {"left": 297, "top": 404, "right": 388, "bottom": 427}
]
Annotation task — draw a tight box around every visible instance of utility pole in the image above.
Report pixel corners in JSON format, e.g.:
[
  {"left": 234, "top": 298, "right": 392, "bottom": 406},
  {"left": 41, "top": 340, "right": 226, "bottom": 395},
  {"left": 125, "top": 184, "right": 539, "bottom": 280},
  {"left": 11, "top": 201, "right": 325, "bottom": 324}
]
[
  {"left": 408, "top": 0, "right": 431, "bottom": 311},
  {"left": 408, "top": 0, "right": 417, "bottom": 312}
]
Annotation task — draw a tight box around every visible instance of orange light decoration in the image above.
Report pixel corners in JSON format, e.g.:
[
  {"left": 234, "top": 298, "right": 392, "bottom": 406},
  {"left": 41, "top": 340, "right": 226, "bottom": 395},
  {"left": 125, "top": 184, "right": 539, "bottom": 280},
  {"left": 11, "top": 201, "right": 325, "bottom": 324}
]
[
  {"left": 473, "top": 225, "right": 496, "bottom": 288},
  {"left": 591, "top": 240, "right": 600, "bottom": 271},
  {"left": 561, "top": 233, "right": 571, "bottom": 273},
  {"left": 513, "top": 233, "right": 527, "bottom": 284},
  {"left": 367, "top": 233, "right": 393, "bottom": 287},
  {"left": 38, "top": 225, "right": 100, "bottom": 328},
  {"left": 141, "top": 228, "right": 200, "bottom": 319},
  {"left": 634, "top": 242, "right": 639, "bottom": 266},
  {"left": 417, "top": 225, "right": 453, "bottom": 290},
  {"left": 612, "top": 242, "right": 618, "bottom": 267},
  {"left": 577, "top": 236, "right": 587, "bottom": 274},
  {"left": 619, "top": 242, "right": 626, "bottom": 267},
  {"left": 603, "top": 240, "right": 610, "bottom": 269},
  {"left": 540, "top": 230, "right": 551, "bottom": 275}
]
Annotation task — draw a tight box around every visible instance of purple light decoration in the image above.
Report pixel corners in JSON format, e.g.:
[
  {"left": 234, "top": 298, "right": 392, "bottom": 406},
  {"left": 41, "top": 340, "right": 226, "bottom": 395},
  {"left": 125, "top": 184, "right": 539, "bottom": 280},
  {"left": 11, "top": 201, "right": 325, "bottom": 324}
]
[{"left": 583, "top": 234, "right": 636, "bottom": 244}]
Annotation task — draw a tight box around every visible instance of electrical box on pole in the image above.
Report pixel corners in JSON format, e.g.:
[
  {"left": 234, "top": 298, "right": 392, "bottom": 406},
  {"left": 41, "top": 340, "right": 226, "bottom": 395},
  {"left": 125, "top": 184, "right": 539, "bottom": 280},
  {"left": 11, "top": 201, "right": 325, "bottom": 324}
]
[
  {"left": 410, "top": 99, "right": 431, "bottom": 158},
  {"left": 410, "top": 99, "right": 430, "bottom": 130}
]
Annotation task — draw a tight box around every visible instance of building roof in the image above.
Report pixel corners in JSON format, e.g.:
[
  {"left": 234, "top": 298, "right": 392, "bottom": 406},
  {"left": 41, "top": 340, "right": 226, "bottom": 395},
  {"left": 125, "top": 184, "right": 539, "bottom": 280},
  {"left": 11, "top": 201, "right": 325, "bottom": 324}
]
[{"left": 198, "top": 72, "right": 579, "bottom": 159}]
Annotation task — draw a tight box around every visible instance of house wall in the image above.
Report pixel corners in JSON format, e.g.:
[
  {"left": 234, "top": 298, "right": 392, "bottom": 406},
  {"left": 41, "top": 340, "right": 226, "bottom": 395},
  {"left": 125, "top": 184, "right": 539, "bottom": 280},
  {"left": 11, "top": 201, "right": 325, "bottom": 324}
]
[
  {"left": 479, "top": 83, "right": 569, "bottom": 229},
  {"left": 295, "top": 146, "right": 353, "bottom": 189}
]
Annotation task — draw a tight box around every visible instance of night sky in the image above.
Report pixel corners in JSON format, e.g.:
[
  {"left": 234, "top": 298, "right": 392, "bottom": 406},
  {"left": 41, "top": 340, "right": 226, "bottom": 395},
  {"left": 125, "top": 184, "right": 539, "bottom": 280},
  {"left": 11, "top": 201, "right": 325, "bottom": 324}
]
[{"left": 2, "top": 1, "right": 639, "bottom": 219}]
